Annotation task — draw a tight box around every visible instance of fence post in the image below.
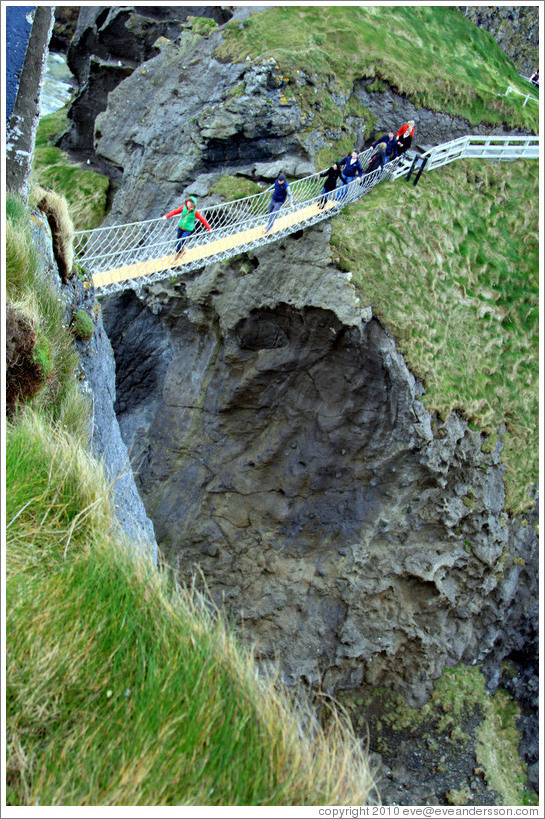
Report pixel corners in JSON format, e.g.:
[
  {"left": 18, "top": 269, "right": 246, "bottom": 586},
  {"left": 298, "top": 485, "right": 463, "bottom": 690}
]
[
  {"left": 412, "top": 156, "right": 429, "bottom": 186},
  {"left": 405, "top": 154, "right": 420, "bottom": 181}
]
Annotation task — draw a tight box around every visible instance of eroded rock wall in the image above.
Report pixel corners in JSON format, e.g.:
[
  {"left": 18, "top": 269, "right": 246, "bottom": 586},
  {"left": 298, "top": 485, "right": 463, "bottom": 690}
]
[
  {"left": 26, "top": 209, "right": 158, "bottom": 559},
  {"left": 60, "top": 5, "right": 233, "bottom": 156},
  {"left": 101, "top": 225, "right": 537, "bottom": 707}
]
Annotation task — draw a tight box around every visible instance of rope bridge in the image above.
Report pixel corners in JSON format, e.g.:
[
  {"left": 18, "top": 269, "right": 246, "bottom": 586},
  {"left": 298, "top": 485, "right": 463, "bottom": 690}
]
[{"left": 73, "top": 136, "right": 538, "bottom": 294}]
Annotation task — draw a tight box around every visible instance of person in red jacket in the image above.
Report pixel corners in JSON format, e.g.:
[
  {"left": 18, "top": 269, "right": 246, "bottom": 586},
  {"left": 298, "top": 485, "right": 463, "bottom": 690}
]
[
  {"left": 162, "top": 195, "right": 211, "bottom": 256},
  {"left": 396, "top": 120, "right": 415, "bottom": 155}
]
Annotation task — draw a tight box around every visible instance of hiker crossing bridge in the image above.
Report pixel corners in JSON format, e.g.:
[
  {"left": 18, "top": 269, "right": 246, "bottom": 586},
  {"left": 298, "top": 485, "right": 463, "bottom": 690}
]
[{"left": 73, "top": 135, "right": 538, "bottom": 295}]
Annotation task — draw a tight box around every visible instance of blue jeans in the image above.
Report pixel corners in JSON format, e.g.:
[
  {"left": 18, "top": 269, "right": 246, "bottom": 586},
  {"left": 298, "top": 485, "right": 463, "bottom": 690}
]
[
  {"left": 176, "top": 228, "right": 192, "bottom": 252},
  {"left": 266, "top": 199, "right": 284, "bottom": 232},
  {"left": 336, "top": 175, "right": 356, "bottom": 200}
]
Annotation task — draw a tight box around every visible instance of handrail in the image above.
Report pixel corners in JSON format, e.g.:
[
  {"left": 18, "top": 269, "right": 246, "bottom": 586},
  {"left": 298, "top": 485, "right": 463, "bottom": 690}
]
[
  {"left": 391, "top": 135, "right": 539, "bottom": 178},
  {"left": 500, "top": 85, "right": 539, "bottom": 107}
]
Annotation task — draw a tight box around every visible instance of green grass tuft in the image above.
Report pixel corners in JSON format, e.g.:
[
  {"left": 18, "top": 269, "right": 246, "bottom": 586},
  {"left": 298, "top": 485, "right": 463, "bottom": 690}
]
[
  {"left": 339, "top": 665, "right": 535, "bottom": 805},
  {"left": 210, "top": 175, "right": 264, "bottom": 201},
  {"left": 185, "top": 15, "right": 218, "bottom": 37},
  {"left": 71, "top": 309, "right": 95, "bottom": 341},
  {"left": 6, "top": 193, "right": 91, "bottom": 436}
]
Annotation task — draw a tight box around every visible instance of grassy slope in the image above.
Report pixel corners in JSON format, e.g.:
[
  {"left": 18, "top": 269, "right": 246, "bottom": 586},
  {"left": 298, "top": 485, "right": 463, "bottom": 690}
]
[
  {"left": 31, "top": 108, "right": 110, "bottom": 230},
  {"left": 5, "top": 197, "right": 375, "bottom": 806},
  {"left": 329, "top": 160, "right": 539, "bottom": 514},
  {"left": 216, "top": 6, "right": 538, "bottom": 137}
]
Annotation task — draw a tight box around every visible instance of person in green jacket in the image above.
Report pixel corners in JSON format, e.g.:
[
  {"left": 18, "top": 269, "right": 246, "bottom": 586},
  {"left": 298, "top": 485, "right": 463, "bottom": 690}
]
[{"left": 162, "top": 195, "right": 212, "bottom": 256}]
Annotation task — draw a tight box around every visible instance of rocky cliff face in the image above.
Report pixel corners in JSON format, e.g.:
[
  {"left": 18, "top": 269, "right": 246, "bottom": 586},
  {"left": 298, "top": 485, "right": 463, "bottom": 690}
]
[
  {"left": 460, "top": 6, "right": 539, "bottom": 77},
  {"left": 28, "top": 208, "right": 158, "bottom": 559},
  {"left": 50, "top": 6, "right": 79, "bottom": 53},
  {"left": 59, "top": 5, "right": 233, "bottom": 157},
  {"left": 92, "top": 25, "right": 312, "bottom": 224},
  {"left": 100, "top": 224, "right": 537, "bottom": 711}
]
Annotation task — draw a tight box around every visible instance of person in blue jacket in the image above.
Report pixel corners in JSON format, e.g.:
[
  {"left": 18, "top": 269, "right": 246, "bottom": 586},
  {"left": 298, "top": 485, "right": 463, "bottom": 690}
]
[
  {"left": 265, "top": 172, "right": 294, "bottom": 233},
  {"left": 372, "top": 131, "right": 397, "bottom": 161},
  {"left": 337, "top": 150, "right": 363, "bottom": 198}
]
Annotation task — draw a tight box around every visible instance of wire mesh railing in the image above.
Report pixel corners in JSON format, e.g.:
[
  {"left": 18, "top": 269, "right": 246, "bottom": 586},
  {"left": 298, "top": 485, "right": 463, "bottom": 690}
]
[
  {"left": 74, "top": 147, "right": 397, "bottom": 292},
  {"left": 74, "top": 135, "right": 538, "bottom": 293}
]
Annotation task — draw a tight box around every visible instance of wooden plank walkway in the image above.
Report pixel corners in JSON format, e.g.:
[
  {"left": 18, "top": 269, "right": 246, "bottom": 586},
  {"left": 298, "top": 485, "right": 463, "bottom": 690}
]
[{"left": 92, "top": 197, "right": 340, "bottom": 289}]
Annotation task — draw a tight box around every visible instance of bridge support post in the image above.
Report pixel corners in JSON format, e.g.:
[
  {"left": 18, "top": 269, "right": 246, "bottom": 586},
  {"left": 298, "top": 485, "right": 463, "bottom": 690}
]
[{"left": 406, "top": 155, "right": 429, "bottom": 186}]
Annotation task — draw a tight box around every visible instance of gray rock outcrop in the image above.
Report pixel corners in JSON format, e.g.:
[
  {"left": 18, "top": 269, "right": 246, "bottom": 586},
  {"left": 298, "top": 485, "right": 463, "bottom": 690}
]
[
  {"left": 356, "top": 79, "right": 530, "bottom": 149},
  {"left": 101, "top": 224, "right": 537, "bottom": 707},
  {"left": 93, "top": 28, "right": 310, "bottom": 223},
  {"left": 84, "top": 13, "right": 532, "bottom": 225},
  {"left": 50, "top": 6, "right": 79, "bottom": 54},
  {"left": 78, "top": 312, "right": 158, "bottom": 559},
  {"left": 60, "top": 5, "right": 233, "bottom": 156}
]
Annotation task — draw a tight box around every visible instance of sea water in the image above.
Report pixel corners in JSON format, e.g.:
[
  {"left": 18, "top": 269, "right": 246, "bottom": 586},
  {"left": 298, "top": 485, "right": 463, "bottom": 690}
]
[{"left": 40, "top": 51, "right": 75, "bottom": 117}]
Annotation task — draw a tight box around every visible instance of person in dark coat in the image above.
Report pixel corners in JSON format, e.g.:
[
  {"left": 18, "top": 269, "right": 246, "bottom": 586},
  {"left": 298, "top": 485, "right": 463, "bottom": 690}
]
[
  {"left": 372, "top": 131, "right": 397, "bottom": 161},
  {"left": 395, "top": 120, "right": 415, "bottom": 155},
  {"left": 318, "top": 163, "right": 341, "bottom": 208},
  {"left": 362, "top": 142, "right": 387, "bottom": 177},
  {"left": 530, "top": 69, "right": 539, "bottom": 87}
]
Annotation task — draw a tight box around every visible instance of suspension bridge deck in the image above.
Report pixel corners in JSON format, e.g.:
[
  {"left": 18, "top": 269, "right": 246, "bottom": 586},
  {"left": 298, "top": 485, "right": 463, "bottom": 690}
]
[{"left": 91, "top": 197, "right": 339, "bottom": 290}]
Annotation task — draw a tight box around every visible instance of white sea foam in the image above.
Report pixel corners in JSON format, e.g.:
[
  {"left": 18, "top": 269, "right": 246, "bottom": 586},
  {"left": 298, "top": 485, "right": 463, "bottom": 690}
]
[{"left": 40, "top": 51, "right": 75, "bottom": 117}]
